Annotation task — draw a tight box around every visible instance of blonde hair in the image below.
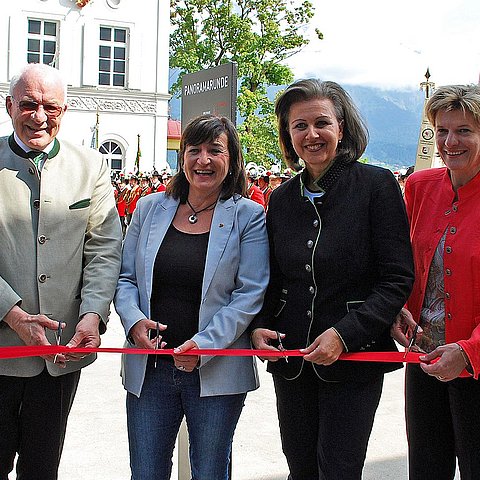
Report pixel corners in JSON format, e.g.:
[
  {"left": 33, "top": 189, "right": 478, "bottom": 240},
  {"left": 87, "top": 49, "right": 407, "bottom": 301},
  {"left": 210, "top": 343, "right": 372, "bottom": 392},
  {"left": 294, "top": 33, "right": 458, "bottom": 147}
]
[{"left": 425, "top": 84, "right": 480, "bottom": 127}]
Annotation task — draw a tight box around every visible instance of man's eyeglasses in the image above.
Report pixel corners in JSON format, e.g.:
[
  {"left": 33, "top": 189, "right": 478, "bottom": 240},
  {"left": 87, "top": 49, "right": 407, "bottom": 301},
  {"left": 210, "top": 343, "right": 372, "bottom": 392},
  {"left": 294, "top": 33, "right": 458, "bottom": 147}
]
[{"left": 10, "top": 97, "right": 65, "bottom": 118}]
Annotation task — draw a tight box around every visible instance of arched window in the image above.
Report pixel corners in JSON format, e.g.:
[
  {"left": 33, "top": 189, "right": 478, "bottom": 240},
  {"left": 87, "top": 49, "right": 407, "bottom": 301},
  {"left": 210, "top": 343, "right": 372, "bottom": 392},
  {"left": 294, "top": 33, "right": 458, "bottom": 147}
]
[{"left": 100, "top": 140, "right": 124, "bottom": 172}]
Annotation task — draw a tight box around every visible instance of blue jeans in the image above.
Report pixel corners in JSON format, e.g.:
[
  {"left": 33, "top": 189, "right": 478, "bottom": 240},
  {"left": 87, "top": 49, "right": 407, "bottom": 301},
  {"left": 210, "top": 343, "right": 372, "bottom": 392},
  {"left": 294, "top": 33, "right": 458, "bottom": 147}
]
[{"left": 126, "top": 359, "right": 246, "bottom": 480}]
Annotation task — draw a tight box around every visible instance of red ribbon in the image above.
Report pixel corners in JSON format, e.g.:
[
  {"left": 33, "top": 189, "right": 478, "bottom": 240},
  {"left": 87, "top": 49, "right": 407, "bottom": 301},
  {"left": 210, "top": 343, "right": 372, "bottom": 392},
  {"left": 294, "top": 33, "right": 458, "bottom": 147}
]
[{"left": 0, "top": 345, "right": 424, "bottom": 363}]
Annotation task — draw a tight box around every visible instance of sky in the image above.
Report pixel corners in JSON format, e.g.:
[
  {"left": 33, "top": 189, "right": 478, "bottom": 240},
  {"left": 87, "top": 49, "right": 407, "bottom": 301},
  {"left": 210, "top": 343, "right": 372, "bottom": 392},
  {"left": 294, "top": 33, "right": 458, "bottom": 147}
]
[{"left": 287, "top": 0, "right": 480, "bottom": 91}]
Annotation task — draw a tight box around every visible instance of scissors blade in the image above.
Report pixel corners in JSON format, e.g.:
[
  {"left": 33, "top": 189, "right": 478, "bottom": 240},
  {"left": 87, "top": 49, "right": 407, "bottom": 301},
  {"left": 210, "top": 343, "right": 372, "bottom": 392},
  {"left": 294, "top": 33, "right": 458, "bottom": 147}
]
[
  {"left": 53, "top": 321, "right": 62, "bottom": 363},
  {"left": 403, "top": 324, "right": 419, "bottom": 359}
]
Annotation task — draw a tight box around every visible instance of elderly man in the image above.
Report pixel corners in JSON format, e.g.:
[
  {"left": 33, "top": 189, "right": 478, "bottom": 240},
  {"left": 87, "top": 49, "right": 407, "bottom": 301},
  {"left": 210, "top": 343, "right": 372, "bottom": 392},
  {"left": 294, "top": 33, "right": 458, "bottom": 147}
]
[{"left": 0, "top": 63, "right": 122, "bottom": 479}]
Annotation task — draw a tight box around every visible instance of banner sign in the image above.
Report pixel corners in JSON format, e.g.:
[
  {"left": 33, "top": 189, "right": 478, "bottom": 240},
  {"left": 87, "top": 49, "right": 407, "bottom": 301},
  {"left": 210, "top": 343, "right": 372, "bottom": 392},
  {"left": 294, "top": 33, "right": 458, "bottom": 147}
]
[
  {"left": 181, "top": 62, "right": 238, "bottom": 128},
  {"left": 414, "top": 104, "right": 436, "bottom": 171}
]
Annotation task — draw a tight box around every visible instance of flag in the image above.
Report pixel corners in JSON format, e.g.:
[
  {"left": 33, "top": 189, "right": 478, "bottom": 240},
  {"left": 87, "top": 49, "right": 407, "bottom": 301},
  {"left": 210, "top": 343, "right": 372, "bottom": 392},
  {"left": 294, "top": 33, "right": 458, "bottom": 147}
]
[
  {"left": 134, "top": 134, "right": 141, "bottom": 173},
  {"left": 90, "top": 110, "right": 99, "bottom": 150}
]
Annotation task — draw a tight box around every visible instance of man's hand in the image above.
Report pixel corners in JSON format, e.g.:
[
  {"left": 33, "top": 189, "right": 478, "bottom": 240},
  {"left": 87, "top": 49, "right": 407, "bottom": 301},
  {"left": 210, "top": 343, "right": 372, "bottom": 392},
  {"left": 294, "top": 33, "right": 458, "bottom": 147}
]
[
  {"left": 3, "top": 305, "right": 67, "bottom": 365},
  {"left": 65, "top": 313, "right": 102, "bottom": 362}
]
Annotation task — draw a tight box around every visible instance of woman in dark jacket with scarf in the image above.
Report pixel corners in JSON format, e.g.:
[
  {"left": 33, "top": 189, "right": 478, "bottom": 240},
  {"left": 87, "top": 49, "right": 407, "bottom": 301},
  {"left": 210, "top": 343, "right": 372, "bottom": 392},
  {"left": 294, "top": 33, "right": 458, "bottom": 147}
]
[{"left": 251, "top": 79, "right": 414, "bottom": 480}]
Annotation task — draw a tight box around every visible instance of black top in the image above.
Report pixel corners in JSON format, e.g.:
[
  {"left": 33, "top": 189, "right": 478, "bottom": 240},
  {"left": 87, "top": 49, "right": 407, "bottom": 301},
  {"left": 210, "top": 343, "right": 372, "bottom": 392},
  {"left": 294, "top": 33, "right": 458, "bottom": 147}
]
[{"left": 150, "top": 224, "right": 209, "bottom": 354}]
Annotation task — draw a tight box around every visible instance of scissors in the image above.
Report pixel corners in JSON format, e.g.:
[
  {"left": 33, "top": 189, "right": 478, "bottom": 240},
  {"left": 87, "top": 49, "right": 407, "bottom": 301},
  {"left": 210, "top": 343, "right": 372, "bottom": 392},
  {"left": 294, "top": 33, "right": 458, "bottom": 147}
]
[
  {"left": 53, "top": 321, "right": 62, "bottom": 364},
  {"left": 276, "top": 331, "right": 288, "bottom": 363},
  {"left": 403, "top": 324, "right": 419, "bottom": 359}
]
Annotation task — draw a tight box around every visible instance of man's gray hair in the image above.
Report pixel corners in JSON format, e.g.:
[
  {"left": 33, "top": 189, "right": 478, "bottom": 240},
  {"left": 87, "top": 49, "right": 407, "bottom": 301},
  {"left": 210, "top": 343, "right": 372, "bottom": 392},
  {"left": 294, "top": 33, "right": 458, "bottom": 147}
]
[{"left": 9, "top": 63, "right": 68, "bottom": 101}]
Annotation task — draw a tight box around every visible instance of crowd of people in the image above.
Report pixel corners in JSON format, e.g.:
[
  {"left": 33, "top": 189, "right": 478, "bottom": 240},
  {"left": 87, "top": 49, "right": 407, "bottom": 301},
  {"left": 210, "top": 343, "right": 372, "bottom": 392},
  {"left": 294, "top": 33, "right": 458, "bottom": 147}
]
[
  {"left": 245, "top": 162, "right": 296, "bottom": 210},
  {"left": 111, "top": 170, "right": 172, "bottom": 234},
  {"left": 112, "top": 160, "right": 293, "bottom": 229},
  {"left": 396, "top": 165, "right": 415, "bottom": 195},
  {"left": 1, "top": 62, "right": 479, "bottom": 480}
]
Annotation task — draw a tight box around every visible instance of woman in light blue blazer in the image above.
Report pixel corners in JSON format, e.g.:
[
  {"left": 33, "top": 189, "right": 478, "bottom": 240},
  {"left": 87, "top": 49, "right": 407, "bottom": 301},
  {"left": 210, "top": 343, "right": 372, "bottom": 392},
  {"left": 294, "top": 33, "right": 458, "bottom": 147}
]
[{"left": 114, "top": 115, "right": 269, "bottom": 480}]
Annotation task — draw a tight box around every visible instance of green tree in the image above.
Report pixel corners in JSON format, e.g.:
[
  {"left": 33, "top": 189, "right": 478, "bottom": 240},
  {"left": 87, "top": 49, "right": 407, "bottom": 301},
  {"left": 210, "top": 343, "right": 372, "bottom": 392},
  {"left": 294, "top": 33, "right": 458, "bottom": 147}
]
[{"left": 170, "top": 0, "right": 322, "bottom": 168}]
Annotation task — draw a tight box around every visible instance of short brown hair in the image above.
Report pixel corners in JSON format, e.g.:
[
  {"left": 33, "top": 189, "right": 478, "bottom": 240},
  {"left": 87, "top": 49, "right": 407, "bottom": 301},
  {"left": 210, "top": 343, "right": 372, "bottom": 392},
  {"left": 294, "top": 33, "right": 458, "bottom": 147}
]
[
  {"left": 167, "top": 115, "right": 247, "bottom": 201},
  {"left": 275, "top": 79, "right": 368, "bottom": 169}
]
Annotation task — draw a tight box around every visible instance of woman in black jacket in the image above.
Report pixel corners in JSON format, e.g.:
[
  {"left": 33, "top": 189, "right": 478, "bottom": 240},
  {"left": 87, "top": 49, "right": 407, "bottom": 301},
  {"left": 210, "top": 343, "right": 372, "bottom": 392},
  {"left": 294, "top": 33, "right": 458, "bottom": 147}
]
[{"left": 251, "top": 79, "right": 414, "bottom": 480}]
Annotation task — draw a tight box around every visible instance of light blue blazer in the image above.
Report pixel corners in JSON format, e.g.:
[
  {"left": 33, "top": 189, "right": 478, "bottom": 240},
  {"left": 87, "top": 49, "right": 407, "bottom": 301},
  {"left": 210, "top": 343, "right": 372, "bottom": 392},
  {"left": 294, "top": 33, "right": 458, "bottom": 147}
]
[{"left": 114, "top": 192, "right": 269, "bottom": 397}]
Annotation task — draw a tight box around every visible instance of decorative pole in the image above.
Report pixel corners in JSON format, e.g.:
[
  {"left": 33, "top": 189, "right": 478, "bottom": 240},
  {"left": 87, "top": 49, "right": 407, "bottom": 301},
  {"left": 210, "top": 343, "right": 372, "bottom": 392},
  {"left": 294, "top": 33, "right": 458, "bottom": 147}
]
[
  {"left": 420, "top": 68, "right": 435, "bottom": 99},
  {"left": 135, "top": 134, "right": 141, "bottom": 174},
  {"left": 95, "top": 109, "right": 99, "bottom": 150},
  {"left": 414, "top": 69, "right": 437, "bottom": 171}
]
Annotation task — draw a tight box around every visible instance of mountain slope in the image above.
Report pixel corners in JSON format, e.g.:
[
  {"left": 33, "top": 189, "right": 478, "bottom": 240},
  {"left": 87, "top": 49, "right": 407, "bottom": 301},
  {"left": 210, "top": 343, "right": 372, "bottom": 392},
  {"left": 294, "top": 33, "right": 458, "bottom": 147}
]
[
  {"left": 348, "top": 85, "right": 424, "bottom": 168},
  {"left": 169, "top": 72, "right": 426, "bottom": 169}
]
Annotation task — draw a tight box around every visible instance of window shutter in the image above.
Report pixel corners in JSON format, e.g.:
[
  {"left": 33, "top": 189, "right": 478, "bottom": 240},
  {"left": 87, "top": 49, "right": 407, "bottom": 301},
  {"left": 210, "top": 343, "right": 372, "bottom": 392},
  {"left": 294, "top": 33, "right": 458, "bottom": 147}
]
[
  {"left": 8, "top": 14, "right": 28, "bottom": 79},
  {"left": 127, "top": 25, "right": 140, "bottom": 90},
  {"left": 58, "top": 19, "right": 73, "bottom": 80},
  {"left": 82, "top": 21, "right": 99, "bottom": 87}
]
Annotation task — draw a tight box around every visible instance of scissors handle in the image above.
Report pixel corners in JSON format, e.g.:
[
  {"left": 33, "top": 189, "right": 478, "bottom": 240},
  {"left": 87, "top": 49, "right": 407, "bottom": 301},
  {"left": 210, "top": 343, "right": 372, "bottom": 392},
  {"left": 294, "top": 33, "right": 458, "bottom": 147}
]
[
  {"left": 154, "top": 321, "right": 160, "bottom": 368},
  {"left": 276, "top": 331, "right": 288, "bottom": 363}
]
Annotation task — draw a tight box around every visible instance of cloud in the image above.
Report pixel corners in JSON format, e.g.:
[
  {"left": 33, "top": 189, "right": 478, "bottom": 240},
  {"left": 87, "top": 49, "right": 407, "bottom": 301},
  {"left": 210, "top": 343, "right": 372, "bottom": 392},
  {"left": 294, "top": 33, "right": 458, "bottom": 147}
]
[{"left": 287, "top": 0, "right": 480, "bottom": 90}]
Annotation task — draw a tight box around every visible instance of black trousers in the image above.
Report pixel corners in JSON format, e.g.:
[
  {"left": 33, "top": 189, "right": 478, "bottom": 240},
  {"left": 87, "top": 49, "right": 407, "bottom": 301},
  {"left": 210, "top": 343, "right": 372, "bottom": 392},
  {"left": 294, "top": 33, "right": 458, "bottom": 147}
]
[
  {"left": 406, "top": 364, "right": 480, "bottom": 480},
  {"left": 273, "top": 365, "right": 383, "bottom": 480},
  {"left": 0, "top": 367, "right": 81, "bottom": 480}
]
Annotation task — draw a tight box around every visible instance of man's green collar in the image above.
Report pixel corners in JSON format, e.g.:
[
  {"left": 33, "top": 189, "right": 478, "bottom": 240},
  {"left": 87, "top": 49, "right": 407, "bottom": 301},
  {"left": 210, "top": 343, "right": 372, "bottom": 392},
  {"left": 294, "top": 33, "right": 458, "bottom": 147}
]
[{"left": 8, "top": 135, "right": 60, "bottom": 160}]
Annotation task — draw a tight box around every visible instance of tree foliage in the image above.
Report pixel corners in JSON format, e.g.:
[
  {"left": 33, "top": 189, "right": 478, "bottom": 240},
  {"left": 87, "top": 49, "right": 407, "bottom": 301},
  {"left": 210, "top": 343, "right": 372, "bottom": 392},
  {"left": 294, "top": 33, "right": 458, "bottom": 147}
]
[{"left": 170, "top": 0, "right": 322, "bottom": 168}]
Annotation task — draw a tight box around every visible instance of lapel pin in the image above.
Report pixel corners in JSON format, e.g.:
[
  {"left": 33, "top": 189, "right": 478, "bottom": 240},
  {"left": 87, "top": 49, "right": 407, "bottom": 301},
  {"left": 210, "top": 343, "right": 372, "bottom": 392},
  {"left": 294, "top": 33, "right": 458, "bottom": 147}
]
[{"left": 219, "top": 223, "right": 224, "bottom": 228}]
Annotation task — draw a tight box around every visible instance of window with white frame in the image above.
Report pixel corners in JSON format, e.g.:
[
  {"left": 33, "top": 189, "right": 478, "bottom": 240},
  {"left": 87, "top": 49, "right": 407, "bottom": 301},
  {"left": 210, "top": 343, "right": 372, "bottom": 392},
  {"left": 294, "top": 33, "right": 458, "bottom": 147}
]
[
  {"left": 98, "top": 26, "right": 128, "bottom": 87},
  {"left": 27, "top": 19, "right": 59, "bottom": 66},
  {"left": 100, "top": 141, "right": 124, "bottom": 172}
]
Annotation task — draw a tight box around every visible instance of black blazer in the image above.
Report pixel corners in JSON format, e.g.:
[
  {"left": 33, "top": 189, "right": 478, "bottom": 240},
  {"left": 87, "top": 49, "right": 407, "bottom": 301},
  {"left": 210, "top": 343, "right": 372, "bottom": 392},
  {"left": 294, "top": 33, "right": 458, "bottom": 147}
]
[{"left": 252, "top": 159, "right": 414, "bottom": 382}]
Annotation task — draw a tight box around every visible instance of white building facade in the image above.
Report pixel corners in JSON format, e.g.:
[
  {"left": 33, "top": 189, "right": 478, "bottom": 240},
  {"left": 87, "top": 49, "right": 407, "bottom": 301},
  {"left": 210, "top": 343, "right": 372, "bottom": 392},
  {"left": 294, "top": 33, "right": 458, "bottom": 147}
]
[{"left": 0, "top": 0, "right": 171, "bottom": 175}]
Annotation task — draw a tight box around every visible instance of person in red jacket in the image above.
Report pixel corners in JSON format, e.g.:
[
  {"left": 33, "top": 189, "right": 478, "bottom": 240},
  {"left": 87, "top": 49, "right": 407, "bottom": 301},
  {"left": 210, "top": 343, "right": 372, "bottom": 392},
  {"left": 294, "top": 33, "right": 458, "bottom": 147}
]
[
  {"left": 150, "top": 170, "right": 166, "bottom": 193},
  {"left": 125, "top": 175, "right": 142, "bottom": 225},
  {"left": 257, "top": 174, "right": 272, "bottom": 210},
  {"left": 139, "top": 175, "right": 152, "bottom": 197},
  {"left": 116, "top": 177, "right": 129, "bottom": 236},
  {"left": 392, "top": 84, "right": 480, "bottom": 480},
  {"left": 246, "top": 164, "right": 265, "bottom": 209}
]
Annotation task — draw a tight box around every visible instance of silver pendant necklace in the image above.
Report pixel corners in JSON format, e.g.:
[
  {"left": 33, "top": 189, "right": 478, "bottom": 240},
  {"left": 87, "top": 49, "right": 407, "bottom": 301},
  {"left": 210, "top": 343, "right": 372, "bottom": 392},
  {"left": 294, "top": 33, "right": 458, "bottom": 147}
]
[{"left": 186, "top": 198, "right": 217, "bottom": 224}]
